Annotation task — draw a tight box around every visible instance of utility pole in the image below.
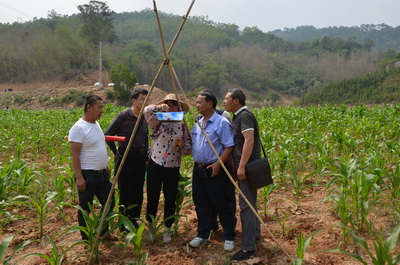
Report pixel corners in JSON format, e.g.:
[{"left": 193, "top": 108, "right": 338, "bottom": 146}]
[{"left": 99, "top": 41, "right": 102, "bottom": 88}]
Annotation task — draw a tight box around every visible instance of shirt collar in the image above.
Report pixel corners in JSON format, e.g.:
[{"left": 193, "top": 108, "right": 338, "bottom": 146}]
[
  {"left": 234, "top": 106, "right": 248, "bottom": 116},
  {"left": 128, "top": 107, "right": 134, "bottom": 116}
]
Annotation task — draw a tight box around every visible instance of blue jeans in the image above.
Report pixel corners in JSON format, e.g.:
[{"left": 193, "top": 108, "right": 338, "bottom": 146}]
[
  {"left": 192, "top": 163, "right": 236, "bottom": 241},
  {"left": 77, "top": 170, "right": 115, "bottom": 240}
]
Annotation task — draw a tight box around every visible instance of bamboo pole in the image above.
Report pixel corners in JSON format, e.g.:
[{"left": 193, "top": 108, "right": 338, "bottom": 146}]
[
  {"left": 155, "top": 3, "right": 293, "bottom": 255},
  {"left": 87, "top": 2, "right": 196, "bottom": 264},
  {"left": 169, "top": 66, "right": 293, "bottom": 261}
]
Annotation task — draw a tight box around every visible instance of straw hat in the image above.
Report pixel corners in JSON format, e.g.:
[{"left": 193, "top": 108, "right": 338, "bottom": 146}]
[{"left": 157, "top": 93, "right": 189, "bottom": 112}]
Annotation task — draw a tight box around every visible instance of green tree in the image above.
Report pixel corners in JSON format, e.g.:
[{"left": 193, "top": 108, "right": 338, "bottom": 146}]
[
  {"left": 110, "top": 64, "right": 137, "bottom": 89},
  {"left": 363, "top": 39, "right": 374, "bottom": 51},
  {"left": 109, "top": 64, "right": 137, "bottom": 101},
  {"left": 77, "top": 0, "right": 116, "bottom": 46},
  {"left": 195, "top": 58, "right": 227, "bottom": 95}
]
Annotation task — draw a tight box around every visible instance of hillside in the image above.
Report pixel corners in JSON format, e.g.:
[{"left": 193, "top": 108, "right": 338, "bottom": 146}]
[
  {"left": 0, "top": 9, "right": 392, "bottom": 106},
  {"left": 0, "top": 71, "right": 168, "bottom": 110},
  {"left": 269, "top": 24, "right": 400, "bottom": 51},
  {"left": 298, "top": 66, "right": 400, "bottom": 105}
]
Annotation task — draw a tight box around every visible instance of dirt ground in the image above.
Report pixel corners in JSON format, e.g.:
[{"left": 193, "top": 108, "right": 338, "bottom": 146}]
[
  {"left": 1, "top": 180, "right": 362, "bottom": 265},
  {"left": 0, "top": 77, "right": 361, "bottom": 264}
]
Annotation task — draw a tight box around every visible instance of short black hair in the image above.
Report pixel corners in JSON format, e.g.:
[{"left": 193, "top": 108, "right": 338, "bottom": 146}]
[
  {"left": 84, "top": 95, "right": 102, "bottom": 112},
  {"left": 131, "top": 88, "right": 148, "bottom": 99},
  {"left": 199, "top": 90, "right": 217, "bottom": 109},
  {"left": 228, "top": 88, "right": 246, "bottom": 106}
]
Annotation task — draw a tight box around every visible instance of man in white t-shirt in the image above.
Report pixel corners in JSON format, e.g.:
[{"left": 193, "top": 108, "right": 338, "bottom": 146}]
[{"left": 68, "top": 95, "right": 116, "bottom": 242}]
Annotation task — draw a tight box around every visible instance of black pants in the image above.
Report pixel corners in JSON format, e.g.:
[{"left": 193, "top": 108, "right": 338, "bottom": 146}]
[
  {"left": 115, "top": 149, "right": 147, "bottom": 226},
  {"left": 77, "top": 170, "right": 115, "bottom": 240},
  {"left": 146, "top": 159, "right": 180, "bottom": 228},
  {"left": 192, "top": 163, "right": 236, "bottom": 240}
]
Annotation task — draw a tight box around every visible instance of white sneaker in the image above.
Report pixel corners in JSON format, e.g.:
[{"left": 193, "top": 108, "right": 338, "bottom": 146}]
[
  {"left": 163, "top": 227, "right": 172, "bottom": 243},
  {"left": 224, "top": 240, "right": 234, "bottom": 251},
  {"left": 189, "top": 237, "right": 207, "bottom": 248}
]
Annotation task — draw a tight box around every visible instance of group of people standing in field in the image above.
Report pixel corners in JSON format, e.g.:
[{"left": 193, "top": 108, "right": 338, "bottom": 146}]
[{"left": 68, "top": 87, "right": 262, "bottom": 262}]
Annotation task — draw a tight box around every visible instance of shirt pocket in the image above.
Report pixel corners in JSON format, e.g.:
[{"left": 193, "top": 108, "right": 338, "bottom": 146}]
[{"left": 205, "top": 128, "right": 219, "bottom": 144}]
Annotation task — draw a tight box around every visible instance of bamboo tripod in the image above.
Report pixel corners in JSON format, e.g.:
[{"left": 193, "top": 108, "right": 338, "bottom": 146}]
[{"left": 88, "top": 1, "right": 293, "bottom": 264}]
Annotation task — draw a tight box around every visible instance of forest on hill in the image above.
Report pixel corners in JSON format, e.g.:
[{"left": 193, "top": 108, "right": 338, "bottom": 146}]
[
  {"left": 0, "top": 1, "right": 399, "bottom": 105},
  {"left": 269, "top": 24, "right": 400, "bottom": 51}
]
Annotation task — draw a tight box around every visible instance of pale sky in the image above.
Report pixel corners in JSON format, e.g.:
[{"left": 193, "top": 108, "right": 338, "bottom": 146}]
[{"left": 0, "top": 0, "right": 399, "bottom": 32}]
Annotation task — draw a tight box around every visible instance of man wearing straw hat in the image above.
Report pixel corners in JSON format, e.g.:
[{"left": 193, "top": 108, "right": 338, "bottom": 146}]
[
  {"left": 105, "top": 88, "right": 149, "bottom": 231},
  {"left": 223, "top": 88, "right": 262, "bottom": 261},
  {"left": 189, "top": 90, "right": 236, "bottom": 251}
]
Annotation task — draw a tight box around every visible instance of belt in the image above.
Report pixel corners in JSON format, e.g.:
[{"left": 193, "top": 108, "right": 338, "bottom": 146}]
[
  {"left": 195, "top": 162, "right": 213, "bottom": 169},
  {"left": 118, "top": 148, "right": 145, "bottom": 156},
  {"left": 82, "top": 169, "right": 107, "bottom": 174},
  {"left": 131, "top": 147, "right": 145, "bottom": 153}
]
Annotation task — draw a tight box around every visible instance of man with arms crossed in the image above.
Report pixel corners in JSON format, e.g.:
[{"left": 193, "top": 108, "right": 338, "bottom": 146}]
[
  {"left": 223, "top": 89, "right": 262, "bottom": 261},
  {"left": 68, "top": 95, "right": 115, "bottom": 241}
]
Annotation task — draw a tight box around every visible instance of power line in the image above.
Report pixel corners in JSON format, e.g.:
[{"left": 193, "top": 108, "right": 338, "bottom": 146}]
[{"left": 0, "top": 1, "right": 33, "bottom": 21}]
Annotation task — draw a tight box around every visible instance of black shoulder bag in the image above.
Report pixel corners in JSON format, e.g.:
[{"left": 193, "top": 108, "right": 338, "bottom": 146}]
[{"left": 243, "top": 112, "right": 273, "bottom": 190}]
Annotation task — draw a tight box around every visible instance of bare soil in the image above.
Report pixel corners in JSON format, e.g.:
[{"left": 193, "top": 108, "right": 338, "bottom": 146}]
[
  {"left": 1, "top": 180, "right": 363, "bottom": 265},
  {"left": 0, "top": 77, "right": 362, "bottom": 264}
]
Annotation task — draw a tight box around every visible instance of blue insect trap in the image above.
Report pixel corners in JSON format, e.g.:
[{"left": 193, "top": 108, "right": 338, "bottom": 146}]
[{"left": 154, "top": 111, "right": 186, "bottom": 122}]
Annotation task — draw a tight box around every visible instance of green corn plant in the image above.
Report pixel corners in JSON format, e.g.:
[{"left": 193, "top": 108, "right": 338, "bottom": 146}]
[
  {"left": 126, "top": 223, "right": 149, "bottom": 265},
  {"left": 0, "top": 159, "right": 35, "bottom": 201},
  {"left": 347, "top": 170, "right": 379, "bottom": 232},
  {"left": 173, "top": 174, "right": 192, "bottom": 233},
  {"left": 324, "top": 186, "right": 352, "bottom": 244},
  {"left": 0, "top": 236, "right": 33, "bottom": 265},
  {"left": 53, "top": 174, "right": 73, "bottom": 219},
  {"left": 387, "top": 165, "right": 400, "bottom": 222},
  {"left": 25, "top": 236, "right": 66, "bottom": 265},
  {"left": 328, "top": 223, "right": 400, "bottom": 265},
  {"left": 287, "top": 167, "right": 313, "bottom": 208},
  {"left": 61, "top": 161, "right": 79, "bottom": 204},
  {"left": 269, "top": 207, "right": 299, "bottom": 238},
  {"left": 259, "top": 183, "right": 277, "bottom": 216},
  {"left": 13, "top": 185, "right": 59, "bottom": 239},
  {"left": 146, "top": 214, "right": 174, "bottom": 244},
  {"left": 72, "top": 203, "right": 119, "bottom": 255},
  {"left": 293, "top": 229, "right": 322, "bottom": 265}
]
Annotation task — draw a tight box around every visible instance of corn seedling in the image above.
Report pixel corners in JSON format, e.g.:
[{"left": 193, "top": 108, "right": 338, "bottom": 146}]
[
  {"left": 25, "top": 236, "right": 66, "bottom": 265},
  {"left": 146, "top": 214, "right": 174, "bottom": 244},
  {"left": 174, "top": 173, "right": 192, "bottom": 233},
  {"left": 13, "top": 187, "right": 59, "bottom": 239},
  {"left": 269, "top": 207, "right": 299, "bottom": 238},
  {"left": 72, "top": 204, "right": 119, "bottom": 257},
  {"left": 0, "top": 236, "right": 33, "bottom": 265},
  {"left": 328, "top": 223, "right": 400, "bottom": 265},
  {"left": 126, "top": 223, "right": 148, "bottom": 265},
  {"left": 287, "top": 167, "right": 313, "bottom": 208},
  {"left": 259, "top": 183, "right": 277, "bottom": 216},
  {"left": 53, "top": 174, "right": 72, "bottom": 219},
  {"left": 293, "top": 229, "right": 322, "bottom": 265}
]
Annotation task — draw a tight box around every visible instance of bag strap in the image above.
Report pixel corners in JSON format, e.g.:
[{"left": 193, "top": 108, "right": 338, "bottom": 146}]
[{"left": 241, "top": 109, "right": 267, "bottom": 159}]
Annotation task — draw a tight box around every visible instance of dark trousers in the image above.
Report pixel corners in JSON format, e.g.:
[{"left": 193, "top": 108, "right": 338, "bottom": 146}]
[
  {"left": 115, "top": 149, "right": 146, "bottom": 226},
  {"left": 77, "top": 170, "right": 115, "bottom": 240},
  {"left": 146, "top": 159, "right": 180, "bottom": 228},
  {"left": 192, "top": 163, "right": 236, "bottom": 241},
  {"left": 238, "top": 179, "right": 261, "bottom": 251},
  {"left": 210, "top": 177, "right": 236, "bottom": 230}
]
